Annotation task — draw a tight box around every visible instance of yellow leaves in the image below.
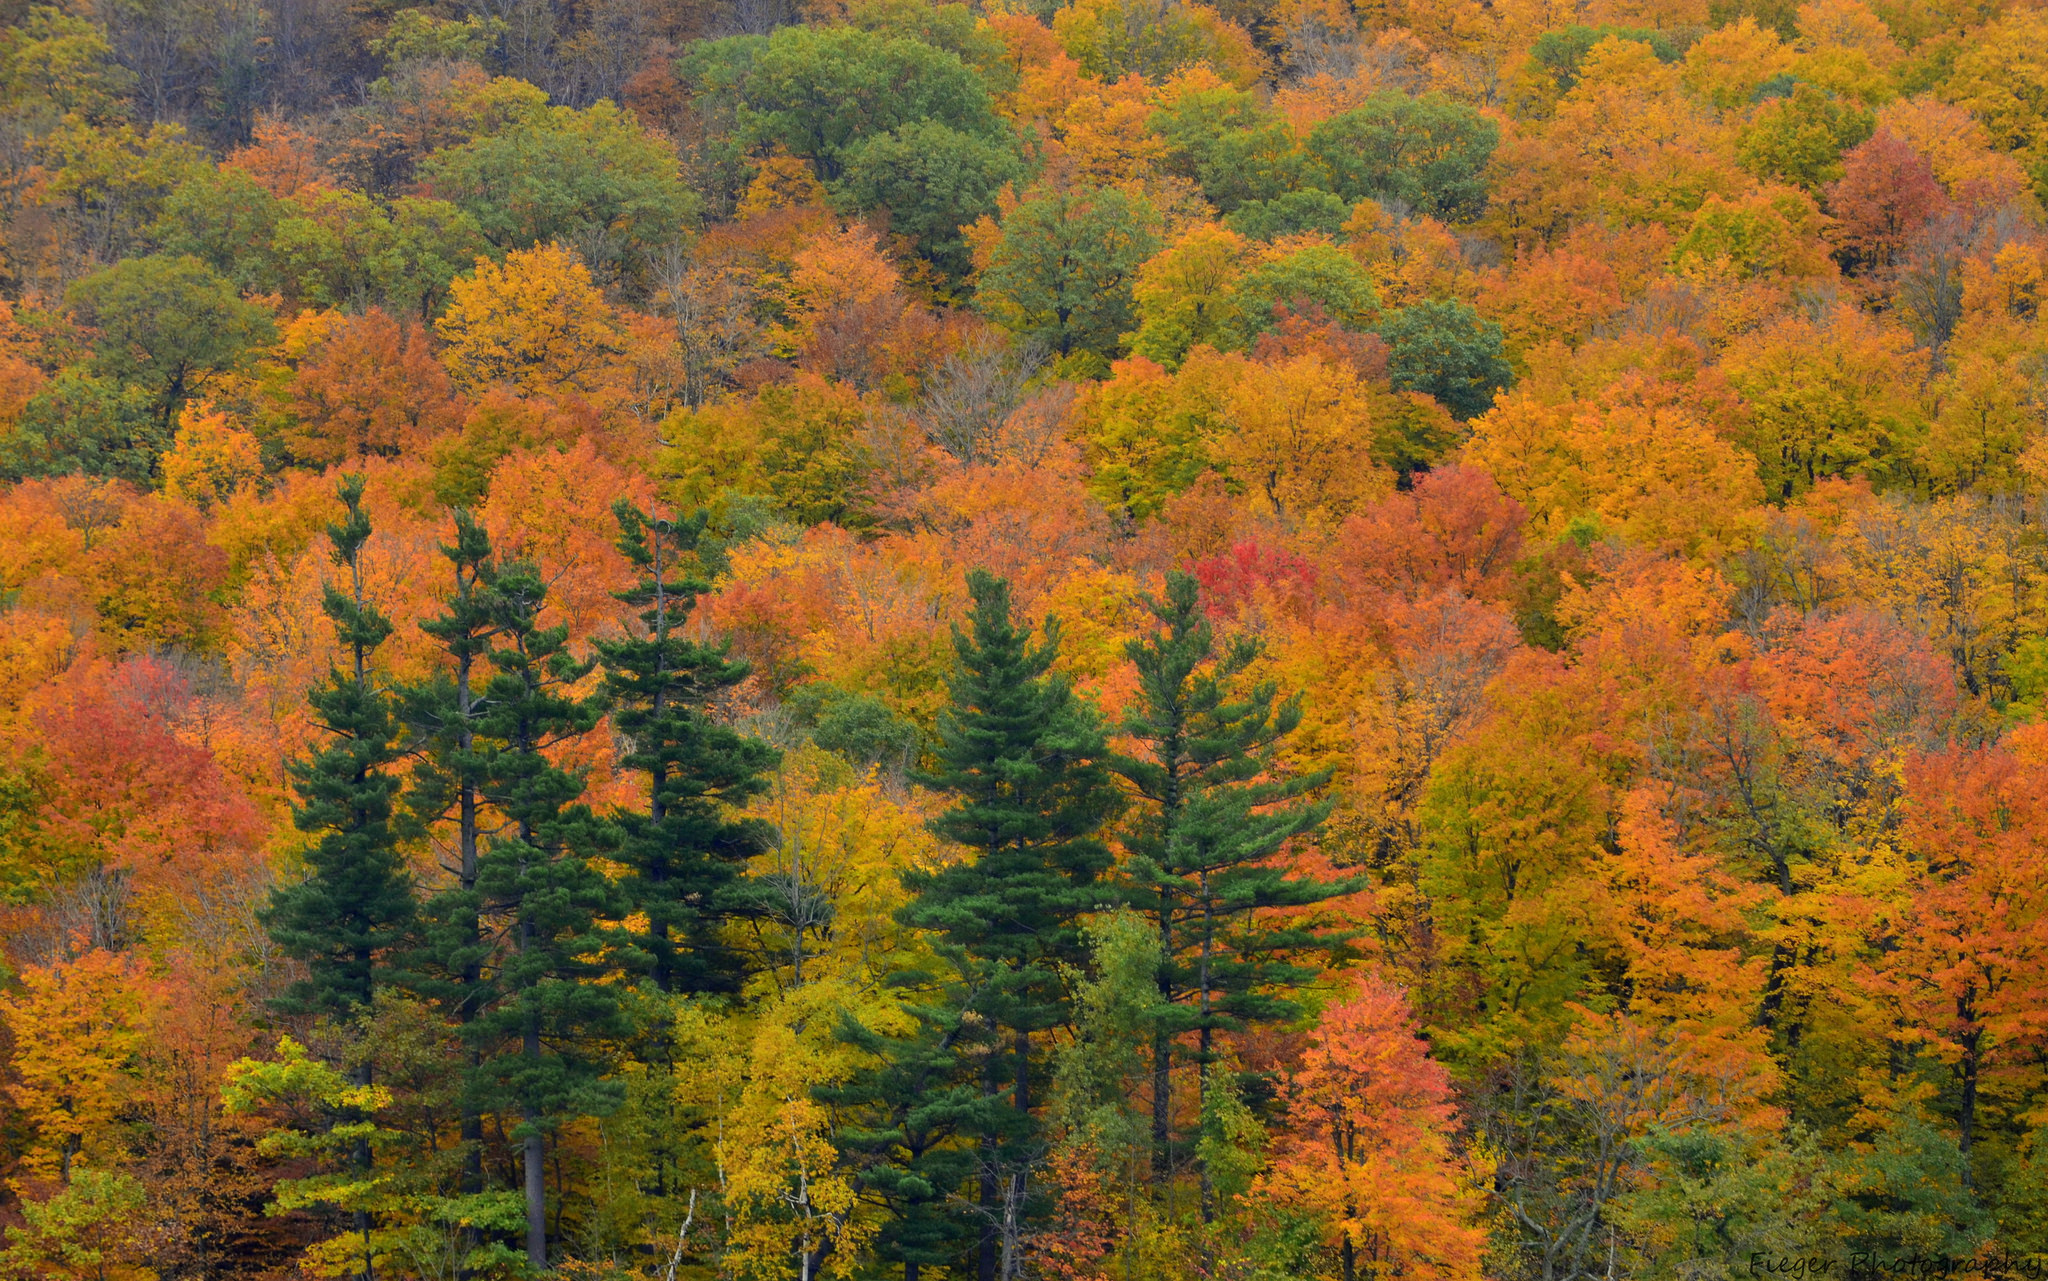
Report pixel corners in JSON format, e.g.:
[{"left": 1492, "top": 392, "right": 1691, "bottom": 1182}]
[
  {"left": 159, "top": 401, "right": 261, "bottom": 512},
  {"left": 1682, "top": 18, "right": 1795, "bottom": 114},
  {"left": 1466, "top": 379, "right": 1762, "bottom": 560},
  {"left": 1212, "top": 350, "right": 1390, "bottom": 528},
  {"left": 674, "top": 755, "right": 951, "bottom": 1281},
  {"left": 1554, "top": 36, "right": 1695, "bottom": 161},
  {"left": 0, "top": 949, "right": 161, "bottom": 1183},
  {"left": 1670, "top": 185, "right": 1833, "bottom": 284},
  {"left": 437, "top": 243, "right": 628, "bottom": 400},
  {"left": 739, "top": 154, "right": 830, "bottom": 218},
  {"left": 1877, "top": 94, "right": 2039, "bottom": 212},
  {"left": 1719, "top": 304, "right": 1927, "bottom": 500},
  {"left": 1938, "top": 7, "right": 2048, "bottom": 160},
  {"left": 1341, "top": 200, "right": 1473, "bottom": 308},
  {"left": 1920, "top": 338, "right": 2044, "bottom": 495},
  {"left": 1126, "top": 222, "right": 1251, "bottom": 366}
]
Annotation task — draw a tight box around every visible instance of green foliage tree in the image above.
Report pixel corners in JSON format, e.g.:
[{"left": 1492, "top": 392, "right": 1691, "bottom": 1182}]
[
  {"left": 61, "top": 253, "right": 276, "bottom": 435},
  {"left": 902, "top": 569, "right": 1124, "bottom": 1281},
  {"left": 420, "top": 101, "right": 698, "bottom": 287},
  {"left": 151, "top": 167, "right": 285, "bottom": 292},
  {"left": 683, "top": 26, "right": 1003, "bottom": 182},
  {"left": 1225, "top": 243, "right": 1380, "bottom": 347},
  {"left": 1221, "top": 189, "right": 1351, "bottom": 242},
  {"left": 1382, "top": 298, "right": 1513, "bottom": 420},
  {"left": 265, "top": 475, "right": 416, "bottom": 1020},
  {"left": 838, "top": 119, "right": 1025, "bottom": 282},
  {"left": 976, "top": 186, "right": 1160, "bottom": 367},
  {"left": 1151, "top": 86, "right": 1307, "bottom": 213},
  {"left": 1736, "top": 83, "right": 1875, "bottom": 190},
  {"left": 595, "top": 500, "right": 779, "bottom": 998},
  {"left": 1105, "top": 571, "right": 1337, "bottom": 1211},
  {"left": 0, "top": 7, "right": 134, "bottom": 134},
  {"left": 0, "top": 370, "right": 161, "bottom": 482},
  {"left": 1528, "top": 25, "right": 1679, "bottom": 93},
  {"left": 1305, "top": 92, "right": 1500, "bottom": 222}
]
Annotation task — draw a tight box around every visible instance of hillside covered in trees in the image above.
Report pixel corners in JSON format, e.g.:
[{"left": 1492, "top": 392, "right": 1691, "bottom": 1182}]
[{"left": 3, "top": 0, "right": 2048, "bottom": 1275}]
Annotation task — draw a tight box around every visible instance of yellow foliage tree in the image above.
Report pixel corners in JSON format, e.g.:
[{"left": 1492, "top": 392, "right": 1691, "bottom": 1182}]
[
  {"left": 159, "top": 402, "right": 263, "bottom": 511},
  {"left": 1126, "top": 222, "right": 1251, "bottom": 367},
  {"left": 437, "top": 243, "right": 628, "bottom": 399},
  {"left": 1212, "top": 351, "right": 1389, "bottom": 527},
  {"left": 0, "top": 950, "right": 161, "bottom": 1184}
]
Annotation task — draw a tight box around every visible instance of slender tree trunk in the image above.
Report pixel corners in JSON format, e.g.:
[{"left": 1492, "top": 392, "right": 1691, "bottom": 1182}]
[
  {"left": 979, "top": 1050, "right": 998, "bottom": 1281},
  {"left": 1196, "top": 874, "right": 1215, "bottom": 1225},
  {"left": 1001, "top": 1030, "right": 1031, "bottom": 1281},
  {"left": 1151, "top": 912, "right": 1173, "bottom": 1180},
  {"left": 524, "top": 960, "right": 547, "bottom": 1267},
  {"left": 454, "top": 643, "right": 486, "bottom": 1274},
  {"left": 353, "top": 1057, "right": 376, "bottom": 1281},
  {"left": 1958, "top": 990, "right": 1980, "bottom": 1190}
]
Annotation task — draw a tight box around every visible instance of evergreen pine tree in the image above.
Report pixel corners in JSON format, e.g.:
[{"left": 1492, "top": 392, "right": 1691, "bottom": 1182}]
[
  {"left": 900, "top": 569, "right": 1123, "bottom": 1281},
  {"left": 826, "top": 1000, "right": 992, "bottom": 1281},
  {"left": 468, "top": 559, "right": 634, "bottom": 1268},
  {"left": 594, "top": 499, "right": 779, "bottom": 996},
  {"left": 262, "top": 474, "right": 417, "bottom": 1281},
  {"left": 399, "top": 510, "right": 501, "bottom": 1212},
  {"left": 266, "top": 473, "right": 416, "bottom": 1018},
  {"left": 1107, "top": 570, "right": 1343, "bottom": 1216}
]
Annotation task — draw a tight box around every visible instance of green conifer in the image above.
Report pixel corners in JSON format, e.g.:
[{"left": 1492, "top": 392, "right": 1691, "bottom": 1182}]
[
  {"left": 901, "top": 569, "right": 1123, "bottom": 1281},
  {"left": 1107, "top": 570, "right": 1342, "bottom": 1214},
  {"left": 594, "top": 500, "right": 778, "bottom": 996},
  {"left": 468, "top": 560, "right": 633, "bottom": 1268},
  {"left": 266, "top": 473, "right": 416, "bottom": 1018}
]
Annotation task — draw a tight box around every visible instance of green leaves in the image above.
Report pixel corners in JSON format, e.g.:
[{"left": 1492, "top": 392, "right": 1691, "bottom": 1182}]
[
  {"left": 420, "top": 100, "right": 697, "bottom": 288},
  {"left": 976, "top": 186, "right": 1161, "bottom": 363},
  {"left": 837, "top": 119, "right": 1024, "bottom": 282},
  {"left": 1382, "top": 298, "right": 1513, "bottom": 421},
  {"left": 62, "top": 253, "right": 275, "bottom": 433},
  {"left": 1305, "top": 91, "right": 1501, "bottom": 222},
  {"left": 685, "top": 26, "right": 1005, "bottom": 183}
]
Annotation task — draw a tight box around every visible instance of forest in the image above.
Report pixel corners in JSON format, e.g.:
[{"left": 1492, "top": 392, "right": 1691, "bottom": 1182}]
[{"left": 2, "top": 0, "right": 2048, "bottom": 1274}]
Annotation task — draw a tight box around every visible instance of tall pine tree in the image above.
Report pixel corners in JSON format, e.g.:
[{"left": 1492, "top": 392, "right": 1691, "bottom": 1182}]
[
  {"left": 1107, "top": 570, "right": 1341, "bottom": 1216},
  {"left": 901, "top": 570, "right": 1123, "bottom": 1281},
  {"left": 263, "top": 474, "right": 417, "bottom": 1281},
  {"left": 594, "top": 499, "right": 778, "bottom": 996},
  {"left": 267, "top": 473, "right": 416, "bottom": 1018},
  {"left": 468, "top": 559, "right": 634, "bottom": 1268},
  {"left": 400, "top": 510, "right": 501, "bottom": 1214}
]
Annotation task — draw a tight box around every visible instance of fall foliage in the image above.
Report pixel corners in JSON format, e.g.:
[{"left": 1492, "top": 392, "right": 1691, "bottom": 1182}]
[{"left": 2, "top": 0, "right": 2048, "bottom": 1276}]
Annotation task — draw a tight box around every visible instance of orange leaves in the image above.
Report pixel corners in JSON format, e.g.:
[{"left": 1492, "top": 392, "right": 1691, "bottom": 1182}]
[
  {"left": 159, "top": 401, "right": 262, "bottom": 512},
  {"left": 481, "top": 437, "right": 654, "bottom": 642},
  {"left": 280, "top": 306, "right": 466, "bottom": 465},
  {"left": 1467, "top": 375, "right": 1763, "bottom": 560},
  {"left": 1212, "top": 351, "right": 1391, "bottom": 528},
  {"left": 1264, "top": 974, "right": 1488, "bottom": 1281},
  {"left": 1335, "top": 465, "right": 1527, "bottom": 607},
  {"left": 25, "top": 654, "right": 266, "bottom": 907}
]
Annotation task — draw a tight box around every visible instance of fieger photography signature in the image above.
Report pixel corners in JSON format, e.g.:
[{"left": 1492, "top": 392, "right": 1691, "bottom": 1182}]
[{"left": 1751, "top": 1253, "right": 2048, "bottom": 1280}]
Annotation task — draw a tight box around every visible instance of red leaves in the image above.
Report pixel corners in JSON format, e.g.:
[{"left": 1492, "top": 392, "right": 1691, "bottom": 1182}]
[
  {"left": 1827, "top": 130, "right": 1949, "bottom": 276},
  {"left": 1190, "top": 539, "right": 1317, "bottom": 620}
]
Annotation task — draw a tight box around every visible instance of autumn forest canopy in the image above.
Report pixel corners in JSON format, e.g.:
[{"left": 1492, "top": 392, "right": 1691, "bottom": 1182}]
[{"left": 5, "top": 0, "right": 2048, "bottom": 1274}]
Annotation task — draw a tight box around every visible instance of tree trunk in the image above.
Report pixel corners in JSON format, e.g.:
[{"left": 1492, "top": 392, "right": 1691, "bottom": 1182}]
[{"left": 979, "top": 1054, "right": 998, "bottom": 1281}]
